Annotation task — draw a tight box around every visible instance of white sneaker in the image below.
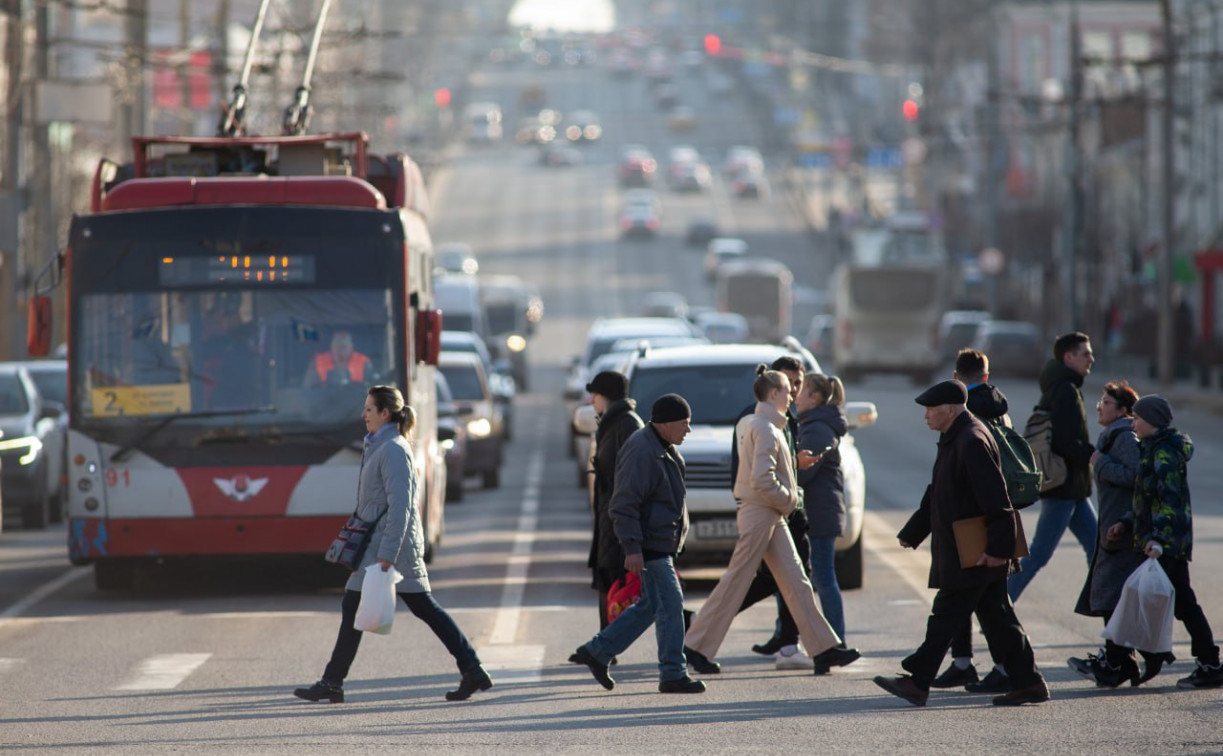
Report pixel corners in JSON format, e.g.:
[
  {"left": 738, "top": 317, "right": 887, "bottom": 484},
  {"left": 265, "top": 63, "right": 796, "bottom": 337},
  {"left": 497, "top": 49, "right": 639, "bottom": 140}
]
[{"left": 775, "top": 647, "right": 813, "bottom": 670}]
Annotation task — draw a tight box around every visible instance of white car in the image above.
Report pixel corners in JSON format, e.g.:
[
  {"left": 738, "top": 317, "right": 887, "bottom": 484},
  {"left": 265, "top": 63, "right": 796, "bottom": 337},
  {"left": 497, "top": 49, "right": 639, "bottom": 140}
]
[
  {"left": 704, "top": 237, "right": 748, "bottom": 281},
  {"left": 612, "top": 341, "right": 877, "bottom": 588}
]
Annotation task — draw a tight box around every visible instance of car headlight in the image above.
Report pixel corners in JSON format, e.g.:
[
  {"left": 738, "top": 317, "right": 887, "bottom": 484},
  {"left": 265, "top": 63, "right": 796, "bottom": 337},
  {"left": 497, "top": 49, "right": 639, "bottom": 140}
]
[
  {"left": 506, "top": 334, "right": 527, "bottom": 353},
  {"left": 0, "top": 435, "right": 43, "bottom": 465},
  {"left": 467, "top": 418, "right": 493, "bottom": 438}
]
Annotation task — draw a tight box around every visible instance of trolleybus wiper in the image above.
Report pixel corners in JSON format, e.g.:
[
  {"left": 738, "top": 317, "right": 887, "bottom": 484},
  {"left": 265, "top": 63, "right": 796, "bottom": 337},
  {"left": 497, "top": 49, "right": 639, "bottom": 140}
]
[{"left": 110, "top": 406, "right": 277, "bottom": 462}]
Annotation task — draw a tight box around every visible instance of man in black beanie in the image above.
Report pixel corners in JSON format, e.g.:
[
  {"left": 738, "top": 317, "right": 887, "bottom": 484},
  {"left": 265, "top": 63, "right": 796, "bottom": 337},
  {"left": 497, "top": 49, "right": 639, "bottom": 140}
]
[{"left": 572, "top": 393, "right": 706, "bottom": 694}]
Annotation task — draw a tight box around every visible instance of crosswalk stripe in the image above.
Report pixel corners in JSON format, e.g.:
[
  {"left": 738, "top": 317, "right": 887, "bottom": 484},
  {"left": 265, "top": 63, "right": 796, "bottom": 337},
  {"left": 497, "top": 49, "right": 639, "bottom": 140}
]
[
  {"left": 114, "top": 653, "right": 212, "bottom": 691},
  {"left": 0, "top": 658, "right": 24, "bottom": 674}
]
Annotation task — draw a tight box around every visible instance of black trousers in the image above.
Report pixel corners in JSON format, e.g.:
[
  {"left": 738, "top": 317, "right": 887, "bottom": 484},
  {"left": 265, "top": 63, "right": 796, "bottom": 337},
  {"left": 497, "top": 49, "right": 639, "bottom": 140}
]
[
  {"left": 1110, "top": 556, "right": 1219, "bottom": 664},
  {"left": 902, "top": 579, "right": 1042, "bottom": 691},
  {"left": 322, "top": 589, "right": 480, "bottom": 684},
  {"left": 736, "top": 508, "right": 810, "bottom": 644}
]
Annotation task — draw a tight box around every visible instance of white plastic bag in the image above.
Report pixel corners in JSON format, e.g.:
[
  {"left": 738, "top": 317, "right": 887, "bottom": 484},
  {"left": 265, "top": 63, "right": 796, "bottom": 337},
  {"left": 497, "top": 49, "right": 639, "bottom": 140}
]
[
  {"left": 354, "top": 564, "right": 402, "bottom": 635},
  {"left": 1103, "top": 557, "right": 1175, "bottom": 653}
]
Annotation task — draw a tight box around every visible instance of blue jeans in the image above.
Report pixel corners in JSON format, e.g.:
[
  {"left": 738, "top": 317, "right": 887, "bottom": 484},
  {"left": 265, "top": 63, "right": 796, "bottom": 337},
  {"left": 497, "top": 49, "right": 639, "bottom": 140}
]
[
  {"left": 584, "top": 555, "right": 687, "bottom": 681},
  {"left": 808, "top": 535, "right": 845, "bottom": 642},
  {"left": 1007, "top": 497, "right": 1097, "bottom": 602}
]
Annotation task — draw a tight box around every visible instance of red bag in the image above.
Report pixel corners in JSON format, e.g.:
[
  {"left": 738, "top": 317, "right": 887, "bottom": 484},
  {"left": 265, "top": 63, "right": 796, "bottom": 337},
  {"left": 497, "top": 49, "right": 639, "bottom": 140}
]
[{"left": 606, "top": 573, "right": 642, "bottom": 622}]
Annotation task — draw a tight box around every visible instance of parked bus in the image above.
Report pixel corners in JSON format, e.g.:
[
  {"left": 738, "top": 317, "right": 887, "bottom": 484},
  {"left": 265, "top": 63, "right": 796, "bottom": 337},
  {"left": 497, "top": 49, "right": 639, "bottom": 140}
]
[
  {"left": 832, "top": 214, "right": 949, "bottom": 383},
  {"left": 715, "top": 259, "right": 793, "bottom": 343},
  {"left": 27, "top": 132, "right": 446, "bottom": 589}
]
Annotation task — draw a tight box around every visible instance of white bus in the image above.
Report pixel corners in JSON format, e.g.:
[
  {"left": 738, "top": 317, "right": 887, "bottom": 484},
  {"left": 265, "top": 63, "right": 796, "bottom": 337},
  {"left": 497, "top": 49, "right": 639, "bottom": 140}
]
[{"left": 715, "top": 259, "right": 793, "bottom": 343}]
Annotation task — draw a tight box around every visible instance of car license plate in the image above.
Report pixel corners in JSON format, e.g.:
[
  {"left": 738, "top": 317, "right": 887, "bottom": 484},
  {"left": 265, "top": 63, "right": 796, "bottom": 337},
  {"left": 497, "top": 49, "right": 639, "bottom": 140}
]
[{"left": 694, "top": 519, "right": 738, "bottom": 539}]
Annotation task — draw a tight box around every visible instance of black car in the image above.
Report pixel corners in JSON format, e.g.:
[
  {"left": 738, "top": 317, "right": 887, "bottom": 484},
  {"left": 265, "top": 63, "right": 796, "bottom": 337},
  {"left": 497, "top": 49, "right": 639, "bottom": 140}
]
[
  {"left": 685, "top": 215, "right": 719, "bottom": 246},
  {"left": 435, "top": 372, "right": 468, "bottom": 503}
]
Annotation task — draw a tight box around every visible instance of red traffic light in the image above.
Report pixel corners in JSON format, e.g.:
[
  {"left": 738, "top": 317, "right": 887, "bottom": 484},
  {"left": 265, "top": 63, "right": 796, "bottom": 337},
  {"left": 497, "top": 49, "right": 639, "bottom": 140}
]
[
  {"left": 434, "top": 88, "right": 452, "bottom": 108},
  {"left": 704, "top": 34, "right": 722, "bottom": 56},
  {"left": 902, "top": 99, "right": 919, "bottom": 122}
]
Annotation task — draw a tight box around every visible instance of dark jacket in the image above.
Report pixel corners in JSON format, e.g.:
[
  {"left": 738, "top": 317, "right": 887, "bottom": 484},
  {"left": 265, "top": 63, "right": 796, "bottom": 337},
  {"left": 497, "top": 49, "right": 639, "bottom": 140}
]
[
  {"left": 1132, "top": 427, "right": 1194, "bottom": 561},
  {"left": 610, "top": 425, "right": 689, "bottom": 557},
  {"left": 897, "top": 411, "right": 1016, "bottom": 589},
  {"left": 587, "top": 399, "right": 644, "bottom": 591},
  {"left": 796, "top": 404, "right": 846, "bottom": 538},
  {"left": 1075, "top": 417, "right": 1143, "bottom": 616},
  {"left": 1036, "top": 359, "right": 1094, "bottom": 500},
  {"left": 966, "top": 382, "right": 1010, "bottom": 425}
]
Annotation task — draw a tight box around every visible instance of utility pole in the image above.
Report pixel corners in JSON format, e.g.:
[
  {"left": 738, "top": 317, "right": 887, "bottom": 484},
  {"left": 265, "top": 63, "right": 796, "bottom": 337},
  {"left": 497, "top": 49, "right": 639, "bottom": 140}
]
[
  {"left": 1158, "top": 0, "right": 1175, "bottom": 387},
  {"left": 1, "top": 4, "right": 25, "bottom": 359},
  {"left": 1064, "top": 0, "right": 1084, "bottom": 330},
  {"left": 982, "top": 0, "right": 1001, "bottom": 313},
  {"left": 179, "top": 0, "right": 192, "bottom": 134},
  {"left": 120, "top": 0, "right": 148, "bottom": 146}
]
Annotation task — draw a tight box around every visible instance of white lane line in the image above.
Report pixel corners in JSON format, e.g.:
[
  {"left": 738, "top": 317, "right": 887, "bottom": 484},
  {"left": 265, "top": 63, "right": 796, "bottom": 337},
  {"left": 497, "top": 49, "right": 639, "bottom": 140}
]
[
  {"left": 114, "top": 653, "right": 212, "bottom": 691},
  {"left": 487, "top": 447, "right": 544, "bottom": 646},
  {"left": 862, "top": 511, "right": 933, "bottom": 603},
  {"left": 0, "top": 658, "right": 25, "bottom": 674},
  {"left": 479, "top": 644, "right": 547, "bottom": 684},
  {"left": 0, "top": 568, "right": 91, "bottom": 629}
]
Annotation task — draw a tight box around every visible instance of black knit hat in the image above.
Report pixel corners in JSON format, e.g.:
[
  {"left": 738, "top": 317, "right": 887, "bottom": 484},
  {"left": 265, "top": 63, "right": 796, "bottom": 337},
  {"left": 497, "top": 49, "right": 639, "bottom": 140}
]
[
  {"left": 651, "top": 393, "right": 692, "bottom": 423},
  {"left": 1134, "top": 394, "right": 1173, "bottom": 428},
  {"left": 915, "top": 379, "right": 968, "bottom": 407},
  {"left": 586, "top": 370, "right": 629, "bottom": 401}
]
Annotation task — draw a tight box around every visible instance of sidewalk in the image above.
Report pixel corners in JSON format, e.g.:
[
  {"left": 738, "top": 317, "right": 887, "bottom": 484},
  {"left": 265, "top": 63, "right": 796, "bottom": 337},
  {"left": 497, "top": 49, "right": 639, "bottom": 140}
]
[{"left": 1088, "top": 354, "right": 1223, "bottom": 416}]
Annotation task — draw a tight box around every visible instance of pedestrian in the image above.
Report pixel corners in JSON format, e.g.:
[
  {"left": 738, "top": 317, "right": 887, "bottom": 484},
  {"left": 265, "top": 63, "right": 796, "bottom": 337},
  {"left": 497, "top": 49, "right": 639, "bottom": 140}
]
[
  {"left": 1007, "top": 332, "right": 1099, "bottom": 601},
  {"left": 294, "top": 386, "right": 492, "bottom": 704},
  {"left": 875, "top": 380, "right": 1048, "bottom": 707},
  {"left": 683, "top": 367, "right": 860, "bottom": 676},
  {"left": 570, "top": 393, "right": 707, "bottom": 694},
  {"left": 728, "top": 356, "right": 820, "bottom": 670},
  {"left": 1101, "top": 395, "right": 1222, "bottom": 689},
  {"left": 793, "top": 372, "right": 849, "bottom": 646},
  {"left": 930, "top": 349, "right": 1017, "bottom": 693},
  {"left": 582, "top": 370, "right": 643, "bottom": 629},
  {"left": 1067, "top": 381, "right": 1161, "bottom": 686}
]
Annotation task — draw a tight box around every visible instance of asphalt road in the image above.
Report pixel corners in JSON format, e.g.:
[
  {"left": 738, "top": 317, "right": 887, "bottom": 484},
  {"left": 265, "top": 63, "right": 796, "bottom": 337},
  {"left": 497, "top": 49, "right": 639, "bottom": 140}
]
[{"left": 2, "top": 28, "right": 1222, "bottom": 756}]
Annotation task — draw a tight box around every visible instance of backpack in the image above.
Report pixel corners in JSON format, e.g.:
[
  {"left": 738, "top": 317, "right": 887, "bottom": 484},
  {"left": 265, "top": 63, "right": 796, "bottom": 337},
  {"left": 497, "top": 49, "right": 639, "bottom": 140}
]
[
  {"left": 983, "top": 417, "right": 1042, "bottom": 508},
  {"left": 1022, "top": 408, "right": 1067, "bottom": 494}
]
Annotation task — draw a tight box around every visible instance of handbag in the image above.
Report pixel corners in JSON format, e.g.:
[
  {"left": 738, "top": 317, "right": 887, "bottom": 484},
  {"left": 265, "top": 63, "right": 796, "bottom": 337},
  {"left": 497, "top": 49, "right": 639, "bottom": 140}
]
[
  {"left": 607, "top": 573, "right": 642, "bottom": 623},
  {"left": 324, "top": 508, "right": 387, "bottom": 570}
]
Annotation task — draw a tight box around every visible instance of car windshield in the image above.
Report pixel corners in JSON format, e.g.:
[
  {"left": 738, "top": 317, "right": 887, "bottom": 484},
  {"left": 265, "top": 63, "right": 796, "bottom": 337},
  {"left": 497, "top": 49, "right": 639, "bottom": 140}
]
[
  {"left": 629, "top": 363, "right": 765, "bottom": 425},
  {"left": 27, "top": 368, "right": 67, "bottom": 405},
  {"left": 0, "top": 375, "right": 30, "bottom": 414},
  {"left": 444, "top": 313, "right": 475, "bottom": 332},
  {"left": 485, "top": 301, "right": 521, "bottom": 335},
  {"left": 439, "top": 364, "right": 484, "bottom": 401}
]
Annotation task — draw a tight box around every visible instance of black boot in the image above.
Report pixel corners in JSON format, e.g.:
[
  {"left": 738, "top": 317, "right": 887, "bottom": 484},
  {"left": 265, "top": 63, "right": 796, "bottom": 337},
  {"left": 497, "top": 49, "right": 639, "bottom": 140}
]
[
  {"left": 1136, "top": 651, "right": 1175, "bottom": 686},
  {"left": 446, "top": 665, "right": 494, "bottom": 701},
  {"left": 293, "top": 679, "right": 344, "bottom": 703}
]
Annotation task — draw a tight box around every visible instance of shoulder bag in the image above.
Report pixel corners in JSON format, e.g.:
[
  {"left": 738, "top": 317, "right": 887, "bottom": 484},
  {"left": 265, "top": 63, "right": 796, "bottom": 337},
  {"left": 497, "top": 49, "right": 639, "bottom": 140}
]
[{"left": 324, "top": 507, "right": 387, "bottom": 571}]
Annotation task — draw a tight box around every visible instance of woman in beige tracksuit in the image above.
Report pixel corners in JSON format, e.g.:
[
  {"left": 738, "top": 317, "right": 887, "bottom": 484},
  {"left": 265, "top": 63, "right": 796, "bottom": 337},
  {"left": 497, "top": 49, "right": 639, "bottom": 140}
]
[{"left": 684, "top": 367, "right": 860, "bottom": 674}]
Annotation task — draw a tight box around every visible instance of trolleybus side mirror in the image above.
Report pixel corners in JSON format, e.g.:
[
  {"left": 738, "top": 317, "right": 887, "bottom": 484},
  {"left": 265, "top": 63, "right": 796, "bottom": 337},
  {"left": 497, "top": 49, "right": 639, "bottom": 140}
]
[
  {"left": 417, "top": 308, "right": 443, "bottom": 366},
  {"left": 27, "top": 295, "right": 53, "bottom": 357}
]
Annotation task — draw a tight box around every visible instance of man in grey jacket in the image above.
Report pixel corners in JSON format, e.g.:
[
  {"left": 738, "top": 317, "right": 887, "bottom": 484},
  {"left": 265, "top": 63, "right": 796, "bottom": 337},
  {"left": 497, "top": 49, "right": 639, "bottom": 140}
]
[{"left": 571, "top": 394, "right": 706, "bottom": 694}]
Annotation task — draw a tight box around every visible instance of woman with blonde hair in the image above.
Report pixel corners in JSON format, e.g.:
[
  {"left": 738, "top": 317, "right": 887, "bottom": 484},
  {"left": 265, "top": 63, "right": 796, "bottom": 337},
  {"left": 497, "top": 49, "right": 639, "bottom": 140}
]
[{"left": 294, "top": 385, "right": 492, "bottom": 703}]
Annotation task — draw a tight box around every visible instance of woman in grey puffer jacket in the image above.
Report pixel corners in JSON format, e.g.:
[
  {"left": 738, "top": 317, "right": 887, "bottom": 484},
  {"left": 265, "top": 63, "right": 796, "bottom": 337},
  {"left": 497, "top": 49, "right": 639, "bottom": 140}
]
[{"left": 294, "top": 386, "right": 492, "bottom": 704}]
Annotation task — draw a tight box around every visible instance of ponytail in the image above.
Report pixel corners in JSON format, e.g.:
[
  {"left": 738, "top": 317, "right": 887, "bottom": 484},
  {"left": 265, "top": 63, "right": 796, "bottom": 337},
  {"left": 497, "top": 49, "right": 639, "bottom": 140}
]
[
  {"left": 367, "top": 385, "right": 414, "bottom": 437},
  {"left": 804, "top": 373, "right": 845, "bottom": 407}
]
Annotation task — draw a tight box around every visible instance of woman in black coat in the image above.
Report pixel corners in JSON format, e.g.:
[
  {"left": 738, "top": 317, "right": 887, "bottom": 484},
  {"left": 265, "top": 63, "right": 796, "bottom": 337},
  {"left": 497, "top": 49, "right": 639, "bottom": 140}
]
[{"left": 584, "top": 371, "right": 644, "bottom": 628}]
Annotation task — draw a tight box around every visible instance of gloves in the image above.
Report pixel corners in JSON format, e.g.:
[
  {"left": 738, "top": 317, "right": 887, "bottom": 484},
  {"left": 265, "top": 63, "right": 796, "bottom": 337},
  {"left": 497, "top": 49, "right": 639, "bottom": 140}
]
[{"left": 1144, "top": 540, "right": 1163, "bottom": 558}]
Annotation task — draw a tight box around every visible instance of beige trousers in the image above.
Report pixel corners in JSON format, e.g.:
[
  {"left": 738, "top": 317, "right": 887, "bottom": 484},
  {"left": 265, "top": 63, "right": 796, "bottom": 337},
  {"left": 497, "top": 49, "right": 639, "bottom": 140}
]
[{"left": 684, "top": 501, "right": 841, "bottom": 659}]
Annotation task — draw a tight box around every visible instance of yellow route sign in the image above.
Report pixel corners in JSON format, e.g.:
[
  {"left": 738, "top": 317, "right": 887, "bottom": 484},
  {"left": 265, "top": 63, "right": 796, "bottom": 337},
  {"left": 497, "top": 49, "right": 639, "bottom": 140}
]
[{"left": 90, "top": 384, "right": 192, "bottom": 417}]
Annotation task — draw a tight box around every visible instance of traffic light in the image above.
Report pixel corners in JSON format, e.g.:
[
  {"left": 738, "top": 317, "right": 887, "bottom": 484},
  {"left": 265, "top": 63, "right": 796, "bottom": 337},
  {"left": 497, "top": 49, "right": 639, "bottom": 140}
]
[
  {"left": 433, "top": 87, "right": 451, "bottom": 108},
  {"left": 704, "top": 34, "right": 721, "bottom": 56},
  {"left": 902, "top": 99, "right": 919, "bottom": 122}
]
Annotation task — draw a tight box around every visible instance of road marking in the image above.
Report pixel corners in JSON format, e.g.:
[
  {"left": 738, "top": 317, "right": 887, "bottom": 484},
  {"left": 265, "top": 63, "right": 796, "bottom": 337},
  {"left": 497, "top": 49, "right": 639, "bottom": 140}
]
[
  {"left": 479, "top": 644, "right": 546, "bottom": 684},
  {"left": 114, "top": 653, "right": 212, "bottom": 691},
  {"left": 488, "top": 445, "right": 544, "bottom": 645},
  {"left": 0, "top": 658, "right": 24, "bottom": 674},
  {"left": 0, "top": 567, "right": 91, "bottom": 630},
  {"left": 862, "top": 511, "right": 933, "bottom": 603}
]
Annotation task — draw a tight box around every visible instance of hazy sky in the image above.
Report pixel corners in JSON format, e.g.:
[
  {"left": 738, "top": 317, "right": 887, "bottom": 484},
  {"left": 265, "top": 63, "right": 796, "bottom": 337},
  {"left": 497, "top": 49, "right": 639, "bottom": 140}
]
[{"left": 507, "top": 0, "right": 616, "bottom": 33}]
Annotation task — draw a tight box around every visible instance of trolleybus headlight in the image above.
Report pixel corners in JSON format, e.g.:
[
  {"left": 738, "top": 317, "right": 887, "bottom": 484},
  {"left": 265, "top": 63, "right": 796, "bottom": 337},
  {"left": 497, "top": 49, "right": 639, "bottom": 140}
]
[
  {"left": 467, "top": 418, "right": 493, "bottom": 438},
  {"left": 0, "top": 435, "right": 42, "bottom": 465},
  {"left": 84, "top": 497, "right": 99, "bottom": 512},
  {"left": 78, "top": 478, "right": 93, "bottom": 492}
]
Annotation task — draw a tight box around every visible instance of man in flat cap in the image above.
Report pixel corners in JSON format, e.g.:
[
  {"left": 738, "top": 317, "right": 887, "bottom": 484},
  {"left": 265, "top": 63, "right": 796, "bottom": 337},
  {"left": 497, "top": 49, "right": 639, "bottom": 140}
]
[
  {"left": 571, "top": 393, "right": 707, "bottom": 694},
  {"left": 874, "top": 380, "right": 1049, "bottom": 707}
]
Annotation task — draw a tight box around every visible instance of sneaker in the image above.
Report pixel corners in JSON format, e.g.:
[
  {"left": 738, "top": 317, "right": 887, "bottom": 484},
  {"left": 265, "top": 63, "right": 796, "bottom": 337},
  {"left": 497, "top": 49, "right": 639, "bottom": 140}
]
[
  {"left": 812, "top": 645, "right": 861, "bottom": 675},
  {"left": 684, "top": 646, "right": 721, "bottom": 675},
  {"left": 1067, "top": 651, "right": 1138, "bottom": 688},
  {"left": 659, "top": 675, "right": 707, "bottom": 694},
  {"left": 930, "top": 662, "right": 979, "bottom": 689},
  {"left": 964, "top": 667, "right": 1011, "bottom": 694},
  {"left": 292, "top": 679, "right": 344, "bottom": 703},
  {"left": 775, "top": 647, "right": 813, "bottom": 671},
  {"left": 872, "top": 675, "right": 928, "bottom": 707},
  {"left": 570, "top": 645, "right": 615, "bottom": 690},
  {"left": 992, "top": 681, "right": 1050, "bottom": 706},
  {"left": 751, "top": 636, "right": 787, "bottom": 656},
  {"left": 1176, "top": 659, "right": 1223, "bottom": 689}
]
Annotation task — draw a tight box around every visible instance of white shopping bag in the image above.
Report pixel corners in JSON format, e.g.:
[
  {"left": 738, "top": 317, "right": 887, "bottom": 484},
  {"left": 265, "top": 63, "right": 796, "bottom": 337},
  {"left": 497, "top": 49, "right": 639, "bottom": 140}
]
[
  {"left": 1103, "top": 557, "right": 1175, "bottom": 653},
  {"left": 354, "top": 564, "right": 402, "bottom": 635}
]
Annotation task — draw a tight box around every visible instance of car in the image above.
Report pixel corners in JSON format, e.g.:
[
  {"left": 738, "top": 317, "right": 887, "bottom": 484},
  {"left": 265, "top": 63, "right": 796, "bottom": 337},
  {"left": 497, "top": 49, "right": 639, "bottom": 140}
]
[
  {"left": 803, "top": 314, "right": 836, "bottom": 365},
  {"left": 440, "top": 330, "right": 515, "bottom": 439},
  {"left": 435, "top": 372, "right": 468, "bottom": 502},
  {"left": 12, "top": 360, "right": 68, "bottom": 522},
  {"left": 618, "top": 145, "right": 657, "bottom": 187},
  {"left": 480, "top": 274, "right": 537, "bottom": 389},
  {"left": 694, "top": 311, "right": 750, "bottom": 344},
  {"left": 971, "top": 320, "right": 1044, "bottom": 378},
  {"left": 685, "top": 215, "right": 719, "bottom": 246},
  {"left": 618, "top": 342, "right": 878, "bottom": 588},
  {"left": 667, "top": 105, "right": 697, "bottom": 132},
  {"left": 642, "top": 291, "right": 689, "bottom": 319},
  {"left": 539, "top": 143, "right": 582, "bottom": 167},
  {"left": 0, "top": 363, "right": 66, "bottom": 529},
  {"left": 437, "top": 352, "right": 504, "bottom": 489},
  {"left": 619, "top": 202, "right": 661, "bottom": 238},
  {"left": 562, "top": 109, "right": 602, "bottom": 143},
  {"left": 667, "top": 159, "right": 711, "bottom": 192},
  {"left": 435, "top": 243, "right": 478, "bottom": 276},
  {"left": 723, "top": 145, "right": 763, "bottom": 177},
  {"left": 937, "top": 310, "right": 991, "bottom": 362},
  {"left": 732, "top": 168, "right": 769, "bottom": 198},
  {"left": 704, "top": 237, "right": 748, "bottom": 281},
  {"left": 461, "top": 101, "right": 503, "bottom": 143},
  {"left": 623, "top": 188, "right": 661, "bottom": 213}
]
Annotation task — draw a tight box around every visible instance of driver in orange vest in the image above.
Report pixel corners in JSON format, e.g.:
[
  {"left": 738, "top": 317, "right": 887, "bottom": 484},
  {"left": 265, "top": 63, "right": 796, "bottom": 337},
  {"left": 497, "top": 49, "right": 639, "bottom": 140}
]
[{"left": 306, "top": 331, "right": 369, "bottom": 386}]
